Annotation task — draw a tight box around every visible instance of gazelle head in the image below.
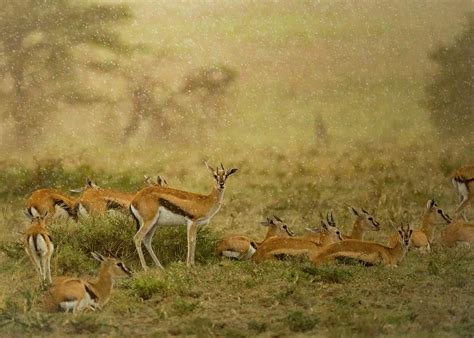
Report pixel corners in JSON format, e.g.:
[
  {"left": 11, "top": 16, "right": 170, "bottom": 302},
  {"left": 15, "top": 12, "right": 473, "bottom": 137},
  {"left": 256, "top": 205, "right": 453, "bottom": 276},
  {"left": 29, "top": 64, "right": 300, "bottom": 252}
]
[
  {"left": 29, "top": 212, "right": 48, "bottom": 226},
  {"left": 396, "top": 223, "right": 413, "bottom": 249},
  {"left": 320, "top": 212, "right": 344, "bottom": 242},
  {"left": 205, "top": 162, "right": 238, "bottom": 191},
  {"left": 260, "top": 215, "right": 295, "bottom": 237},
  {"left": 424, "top": 199, "right": 452, "bottom": 224},
  {"left": 91, "top": 252, "right": 133, "bottom": 279},
  {"left": 348, "top": 207, "right": 381, "bottom": 231},
  {"left": 69, "top": 178, "right": 99, "bottom": 193},
  {"left": 144, "top": 175, "right": 168, "bottom": 187}
]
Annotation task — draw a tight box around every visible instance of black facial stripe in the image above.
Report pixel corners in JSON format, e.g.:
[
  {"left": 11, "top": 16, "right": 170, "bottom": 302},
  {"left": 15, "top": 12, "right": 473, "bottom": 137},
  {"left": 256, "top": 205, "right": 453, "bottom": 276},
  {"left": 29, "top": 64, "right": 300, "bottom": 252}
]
[{"left": 159, "top": 198, "right": 195, "bottom": 219}]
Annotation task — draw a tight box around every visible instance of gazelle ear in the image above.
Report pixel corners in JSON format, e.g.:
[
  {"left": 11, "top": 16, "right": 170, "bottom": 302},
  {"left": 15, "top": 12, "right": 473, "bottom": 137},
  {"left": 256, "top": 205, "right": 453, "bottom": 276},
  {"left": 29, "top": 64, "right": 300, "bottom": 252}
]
[
  {"left": 349, "top": 207, "right": 359, "bottom": 216},
  {"left": 273, "top": 215, "right": 283, "bottom": 223},
  {"left": 226, "top": 168, "right": 238, "bottom": 177},
  {"left": 144, "top": 175, "right": 152, "bottom": 184},
  {"left": 91, "top": 252, "right": 105, "bottom": 262},
  {"left": 426, "top": 199, "right": 435, "bottom": 209}
]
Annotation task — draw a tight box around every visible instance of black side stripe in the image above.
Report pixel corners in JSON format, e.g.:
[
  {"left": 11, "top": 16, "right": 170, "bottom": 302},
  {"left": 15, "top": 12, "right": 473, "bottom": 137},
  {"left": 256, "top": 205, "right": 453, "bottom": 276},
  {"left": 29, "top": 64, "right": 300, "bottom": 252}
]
[
  {"left": 84, "top": 284, "right": 99, "bottom": 301},
  {"left": 106, "top": 200, "right": 124, "bottom": 211},
  {"left": 159, "top": 198, "right": 195, "bottom": 220},
  {"left": 52, "top": 197, "right": 77, "bottom": 219}
]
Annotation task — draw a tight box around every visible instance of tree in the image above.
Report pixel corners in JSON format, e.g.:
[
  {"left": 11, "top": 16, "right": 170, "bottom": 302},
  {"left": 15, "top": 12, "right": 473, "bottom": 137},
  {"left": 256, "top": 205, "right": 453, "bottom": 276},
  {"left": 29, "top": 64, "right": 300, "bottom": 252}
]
[
  {"left": 425, "top": 13, "right": 473, "bottom": 138},
  {"left": 0, "top": 0, "right": 132, "bottom": 150}
]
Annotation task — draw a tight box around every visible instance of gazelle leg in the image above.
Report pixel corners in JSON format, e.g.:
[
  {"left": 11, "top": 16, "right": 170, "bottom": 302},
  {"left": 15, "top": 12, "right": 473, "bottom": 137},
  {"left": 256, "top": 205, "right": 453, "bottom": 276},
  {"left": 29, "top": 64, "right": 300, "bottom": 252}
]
[
  {"left": 133, "top": 209, "right": 161, "bottom": 271},
  {"left": 186, "top": 220, "right": 198, "bottom": 267},
  {"left": 143, "top": 222, "right": 165, "bottom": 270},
  {"left": 454, "top": 196, "right": 469, "bottom": 221},
  {"left": 46, "top": 245, "right": 53, "bottom": 284}
]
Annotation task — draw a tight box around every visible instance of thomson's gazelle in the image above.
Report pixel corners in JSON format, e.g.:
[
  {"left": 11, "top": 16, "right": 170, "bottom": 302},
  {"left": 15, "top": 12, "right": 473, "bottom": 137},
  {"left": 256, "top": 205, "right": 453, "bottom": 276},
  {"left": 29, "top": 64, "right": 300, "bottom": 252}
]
[
  {"left": 130, "top": 162, "right": 238, "bottom": 270},
  {"left": 311, "top": 223, "right": 413, "bottom": 267},
  {"left": 451, "top": 165, "right": 474, "bottom": 221},
  {"left": 216, "top": 216, "right": 295, "bottom": 260},
  {"left": 43, "top": 252, "right": 132, "bottom": 313},
  {"left": 23, "top": 215, "right": 54, "bottom": 283}
]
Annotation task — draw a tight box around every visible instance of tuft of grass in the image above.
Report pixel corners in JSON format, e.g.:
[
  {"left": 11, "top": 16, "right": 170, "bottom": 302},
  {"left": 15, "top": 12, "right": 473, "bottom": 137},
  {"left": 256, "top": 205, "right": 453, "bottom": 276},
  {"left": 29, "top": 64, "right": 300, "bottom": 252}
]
[
  {"left": 126, "top": 274, "right": 168, "bottom": 301},
  {"left": 301, "top": 264, "right": 353, "bottom": 283},
  {"left": 285, "top": 311, "right": 319, "bottom": 333}
]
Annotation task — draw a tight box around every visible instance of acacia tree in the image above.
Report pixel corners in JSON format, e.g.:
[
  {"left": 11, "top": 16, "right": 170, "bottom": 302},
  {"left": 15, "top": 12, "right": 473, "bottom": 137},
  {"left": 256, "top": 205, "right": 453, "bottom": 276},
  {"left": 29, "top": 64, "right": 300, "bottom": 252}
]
[
  {"left": 0, "top": 0, "right": 132, "bottom": 150},
  {"left": 425, "top": 13, "right": 473, "bottom": 138}
]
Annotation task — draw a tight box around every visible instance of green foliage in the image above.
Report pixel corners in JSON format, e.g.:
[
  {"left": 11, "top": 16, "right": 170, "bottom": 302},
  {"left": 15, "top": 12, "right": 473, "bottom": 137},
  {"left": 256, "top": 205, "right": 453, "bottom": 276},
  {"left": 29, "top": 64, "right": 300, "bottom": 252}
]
[
  {"left": 126, "top": 274, "right": 168, "bottom": 300},
  {"left": 425, "top": 13, "right": 474, "bottom": 137},
  {"left": 50, "top": 214, "right": 219, "bottom": 274},
  {"left": 285, "top": 311, "right": 319, "bottom": 332}
]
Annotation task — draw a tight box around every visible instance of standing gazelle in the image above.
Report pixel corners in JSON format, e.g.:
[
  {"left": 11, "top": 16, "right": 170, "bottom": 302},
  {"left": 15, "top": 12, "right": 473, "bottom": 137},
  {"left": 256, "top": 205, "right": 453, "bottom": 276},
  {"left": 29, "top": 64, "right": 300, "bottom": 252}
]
[
  {"left": 130, "top": 162, "right": 238, "bottom": 270},
  {"left": 23, "top": 215, "right": 54, "bottom": 283},
  {"left": 451, "top": 165, "right": 474, "bottom": 220}
]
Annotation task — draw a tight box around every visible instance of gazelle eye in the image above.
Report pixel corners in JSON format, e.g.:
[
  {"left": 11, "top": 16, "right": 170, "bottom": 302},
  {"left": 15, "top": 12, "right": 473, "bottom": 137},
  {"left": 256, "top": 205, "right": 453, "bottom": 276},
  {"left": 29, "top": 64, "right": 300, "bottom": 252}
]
[
  {"left": 437, "top": 210, "right": 442, "bottom": 214},
  {"left": 368, "top": 217, "right": 373, "bottom": 221},
  {"left": 283, "top": 225, "right": 287, "bottom": 229}
]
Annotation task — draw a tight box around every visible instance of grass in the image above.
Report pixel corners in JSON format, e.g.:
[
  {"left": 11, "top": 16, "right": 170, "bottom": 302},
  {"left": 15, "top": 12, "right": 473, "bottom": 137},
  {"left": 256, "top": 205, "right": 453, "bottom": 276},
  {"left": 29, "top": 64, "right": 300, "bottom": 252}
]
[
  {"left": 0, "top": 1, "right": 473, "bottom": 337},
  {"left": 0, "top": 145, "right": 472, "bottom": 336}
]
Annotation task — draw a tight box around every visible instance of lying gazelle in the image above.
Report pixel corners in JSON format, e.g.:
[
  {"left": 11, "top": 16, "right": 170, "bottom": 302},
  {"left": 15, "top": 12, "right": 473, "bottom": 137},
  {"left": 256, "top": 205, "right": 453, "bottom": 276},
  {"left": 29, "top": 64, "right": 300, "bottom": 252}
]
[
  {"left": 23, "top": 214, "right": 54, "bottom": 283},
  {"left": 440, "top": 220, "right": 474, "bottom": 247},
  {"left": 25, "top": 188, "right": 77, "bottom": 220},
  {"left": 311, "top": 223, "right": 413, "bottom": 267},
  {"left": 451, "top": 165, "right": 474, "bottom": 220},
  {"left": 343, "top": 207, "right": 380, "bottom": 240},
  {"left": 74, "top": 179, "right": 137, "bottom": 217},
  {"left": 388, "top": 199, "right": 451, "bottom": 252},
  {"left": 130, "top": 162, "right": 238, "bottom": 270},
  {"left": 43, "top": 252, "right": 132, "bottom": 314},
  {"left": 216, "top": 216, "right": 295, "bottom": 260},
  {"left": 251, "top": 215, "right": 343, "bottom": 263}
]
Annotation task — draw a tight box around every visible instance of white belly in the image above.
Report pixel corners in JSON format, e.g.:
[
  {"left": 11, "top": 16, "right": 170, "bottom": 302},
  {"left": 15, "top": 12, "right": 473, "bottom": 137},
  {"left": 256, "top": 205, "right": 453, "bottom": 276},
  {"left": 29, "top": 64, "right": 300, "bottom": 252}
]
[
  {"left": 156, "top": 206, "right": 187, "bottom": 226},
  {"left": 54, "top": 205, "right": 70, "bottom": 218}
]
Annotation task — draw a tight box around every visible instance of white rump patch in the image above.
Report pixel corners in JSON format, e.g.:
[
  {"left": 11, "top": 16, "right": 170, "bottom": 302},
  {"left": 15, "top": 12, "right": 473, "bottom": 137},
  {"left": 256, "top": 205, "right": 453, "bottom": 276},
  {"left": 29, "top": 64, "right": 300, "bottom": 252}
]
[
  {"left": 242, "top": 245, "right": 256, "bottom": 260},
  {"left": 30, "top": 207, "right": 41, "bottom": 218}
]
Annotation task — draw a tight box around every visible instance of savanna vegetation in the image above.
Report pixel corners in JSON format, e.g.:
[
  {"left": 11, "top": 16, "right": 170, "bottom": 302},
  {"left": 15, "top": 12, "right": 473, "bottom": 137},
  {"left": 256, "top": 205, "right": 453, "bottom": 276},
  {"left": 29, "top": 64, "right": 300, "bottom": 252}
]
[{"left": 0, "top": 1, "right": 472, "bottom": 337}]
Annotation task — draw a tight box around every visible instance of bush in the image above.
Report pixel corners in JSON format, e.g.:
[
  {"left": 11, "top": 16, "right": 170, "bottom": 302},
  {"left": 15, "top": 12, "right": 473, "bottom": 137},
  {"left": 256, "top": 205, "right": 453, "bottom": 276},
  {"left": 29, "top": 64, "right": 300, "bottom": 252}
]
[
  {"left": 49, "top": 214, "right": 219, "bottom": 274},
  {"left": 285, "top": 311, "right": 318, "bottom": 332},
  {"left": 425, "top": 13, "right": 473, "bottom": 137},
  {"left": 126, "top": 274, "right": 168, "bottom": 300}
]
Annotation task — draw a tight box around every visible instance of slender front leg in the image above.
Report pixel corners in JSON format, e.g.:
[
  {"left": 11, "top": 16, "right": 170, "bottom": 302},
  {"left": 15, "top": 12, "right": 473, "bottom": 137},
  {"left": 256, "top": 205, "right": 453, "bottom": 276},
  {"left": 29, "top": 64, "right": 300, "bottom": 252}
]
[
  {"left": 454, "top": 196, "right": 469, "bottom": 221},
  {"left": 186, "top": 219, "right": 198, "bottom": 267}
]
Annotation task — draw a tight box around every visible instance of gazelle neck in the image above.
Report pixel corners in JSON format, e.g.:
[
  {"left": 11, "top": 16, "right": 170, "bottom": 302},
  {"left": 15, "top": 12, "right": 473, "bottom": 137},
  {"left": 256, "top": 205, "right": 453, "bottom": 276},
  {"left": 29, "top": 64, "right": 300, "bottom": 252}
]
[
  {"left": 389, "top": 239, "right": 408, "bottom": 263},
  {"left": 90, "top": 265, "right": 114, "bottom": 306},
  {"left": 350, "top": 219, "right": 364, "bottom": 240},
  {"left": 420, "top": 211, "right": 436, "bottom": 242}
]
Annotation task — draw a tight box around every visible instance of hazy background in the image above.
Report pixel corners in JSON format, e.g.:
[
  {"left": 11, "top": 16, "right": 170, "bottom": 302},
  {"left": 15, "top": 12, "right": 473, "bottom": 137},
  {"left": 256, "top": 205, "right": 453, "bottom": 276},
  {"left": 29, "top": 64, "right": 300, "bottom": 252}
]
[{"left": 0, "top": 1, "right": 472, "bottom": 172}]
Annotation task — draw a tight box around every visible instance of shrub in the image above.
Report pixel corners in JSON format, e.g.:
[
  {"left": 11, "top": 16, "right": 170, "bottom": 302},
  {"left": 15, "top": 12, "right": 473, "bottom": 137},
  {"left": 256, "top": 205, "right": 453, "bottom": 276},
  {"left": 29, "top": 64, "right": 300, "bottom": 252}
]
[
  {"left": 424, "top": 13, "right": 474, "bottom": 137},
  {"left": 49, "top": 214, "right": 219, "bottom": 274},
  {"left": 285, "top": 311, "right": 318, "bottom": 332}
]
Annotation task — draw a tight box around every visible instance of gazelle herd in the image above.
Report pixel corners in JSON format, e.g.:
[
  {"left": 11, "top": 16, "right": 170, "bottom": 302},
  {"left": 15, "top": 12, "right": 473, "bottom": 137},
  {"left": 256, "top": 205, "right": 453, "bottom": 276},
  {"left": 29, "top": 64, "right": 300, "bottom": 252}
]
[{"left": 19, "top": 163, "right": 473, "bottom": 313}]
